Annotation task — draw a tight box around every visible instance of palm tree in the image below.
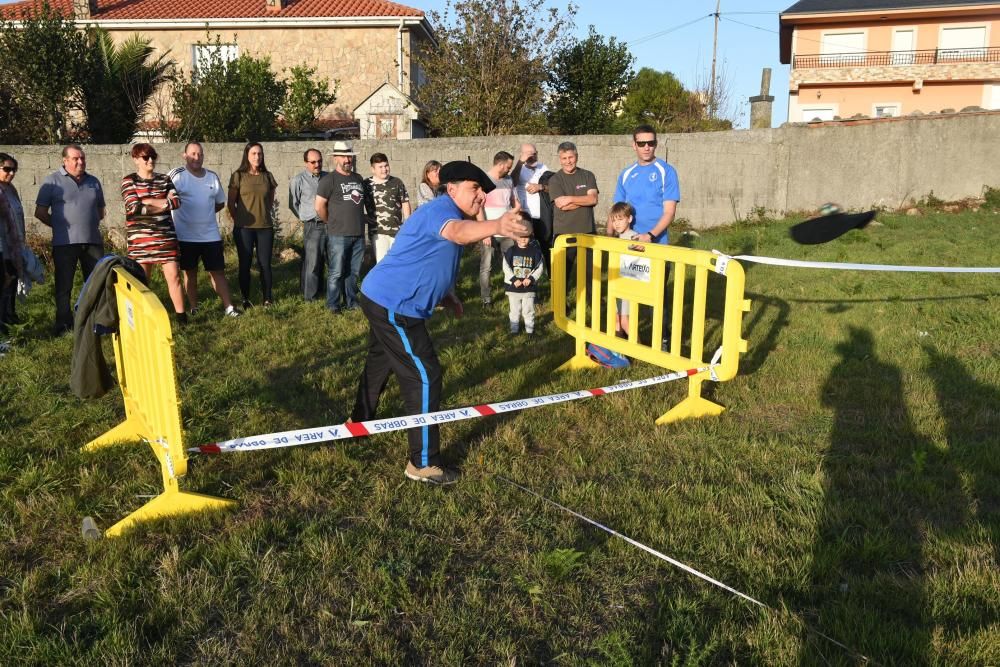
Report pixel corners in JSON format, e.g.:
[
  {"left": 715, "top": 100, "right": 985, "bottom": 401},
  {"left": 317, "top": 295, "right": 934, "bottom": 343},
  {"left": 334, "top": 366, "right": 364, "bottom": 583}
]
[{"left": 80, "top": 29, "right": 175, "bottom": 143}]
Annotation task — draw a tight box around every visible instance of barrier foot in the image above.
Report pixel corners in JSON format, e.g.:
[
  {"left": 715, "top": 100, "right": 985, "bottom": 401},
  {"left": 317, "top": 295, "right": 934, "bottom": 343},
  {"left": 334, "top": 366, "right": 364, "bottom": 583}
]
[
  {"left": 105, "top": 487, "right": 237, "bottom": 538},
  {"left": 556, "top": 354, "right": 600, "bottom": 372},
  {"left": 655, "top": 396, "right": 725, "bottom": 425},
  {"left": 83, "top": 417, "right": 146, "bottom": 451}
]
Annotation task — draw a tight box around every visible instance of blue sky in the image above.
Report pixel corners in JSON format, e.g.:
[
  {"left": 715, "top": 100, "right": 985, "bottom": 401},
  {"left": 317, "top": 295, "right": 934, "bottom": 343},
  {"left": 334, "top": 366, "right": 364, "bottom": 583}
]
[{"left": 416, "top": 0, "right": 793, "bottom": 128}]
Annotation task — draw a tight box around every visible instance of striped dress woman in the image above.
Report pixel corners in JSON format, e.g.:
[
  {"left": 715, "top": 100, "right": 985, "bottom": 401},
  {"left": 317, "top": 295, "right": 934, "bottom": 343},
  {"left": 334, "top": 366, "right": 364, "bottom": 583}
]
[
  {"left": 122, "top": 174, "right": 179, "bottom": 262},
  {"left": 120, "top": 143, "right": 188, "bottom": 321}
]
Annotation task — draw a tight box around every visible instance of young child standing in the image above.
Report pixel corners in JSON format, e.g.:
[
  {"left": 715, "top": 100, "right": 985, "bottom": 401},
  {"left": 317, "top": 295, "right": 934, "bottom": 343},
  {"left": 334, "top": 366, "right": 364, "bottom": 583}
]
[
  {"left": 608, "top": 202, "right": 638, "bottom": 337},
  {"left": 502, "top": 234, "right": 544, "bottom": 334}
]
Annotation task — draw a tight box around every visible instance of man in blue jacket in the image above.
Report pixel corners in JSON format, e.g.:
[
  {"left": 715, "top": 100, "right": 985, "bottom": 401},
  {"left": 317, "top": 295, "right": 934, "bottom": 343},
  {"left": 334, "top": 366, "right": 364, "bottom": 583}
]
[
  {"left": 611, "top": 124, "right": 680, "bottom": 244},
  {"left": 612, "top": 125, "right": 681, "bottom": 349},
  {"left": 352, "top": 161, "right": 530, "bottom": 485}
]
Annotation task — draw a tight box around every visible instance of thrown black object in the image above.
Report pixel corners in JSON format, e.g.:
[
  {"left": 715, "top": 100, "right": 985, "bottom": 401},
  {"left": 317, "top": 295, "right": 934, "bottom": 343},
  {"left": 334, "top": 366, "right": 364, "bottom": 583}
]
[{"left": 790, "top": 210, "right": 877, "bottom": 245}]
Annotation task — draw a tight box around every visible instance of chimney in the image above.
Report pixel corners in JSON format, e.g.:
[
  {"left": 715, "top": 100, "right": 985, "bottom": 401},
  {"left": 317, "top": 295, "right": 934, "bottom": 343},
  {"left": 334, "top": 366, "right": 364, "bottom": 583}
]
[
  {"left": 72, "top": 0, "right": 97, "bottom": 21},
  {"left": 265, "top": 0, "right": 285, "bottom": 13}
]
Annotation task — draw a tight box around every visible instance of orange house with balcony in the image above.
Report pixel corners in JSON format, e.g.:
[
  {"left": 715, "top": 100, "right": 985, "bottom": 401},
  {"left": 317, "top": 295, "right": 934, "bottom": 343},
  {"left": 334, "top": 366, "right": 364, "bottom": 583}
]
[{"left": 780, "top": 0, "right": 1000, "bottom": 122}]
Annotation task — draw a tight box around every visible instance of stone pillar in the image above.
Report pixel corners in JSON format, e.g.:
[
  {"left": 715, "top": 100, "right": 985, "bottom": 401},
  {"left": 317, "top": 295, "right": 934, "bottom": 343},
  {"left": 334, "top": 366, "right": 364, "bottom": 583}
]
[{"left": 749, "top": 68, "right": 775, "bottom": 129}]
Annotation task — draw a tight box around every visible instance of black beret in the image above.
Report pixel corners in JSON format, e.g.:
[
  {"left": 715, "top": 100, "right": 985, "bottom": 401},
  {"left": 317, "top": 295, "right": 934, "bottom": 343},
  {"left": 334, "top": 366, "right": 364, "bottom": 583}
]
[{"left": 438, "top": 160, "right": 495, "bottom": 194}]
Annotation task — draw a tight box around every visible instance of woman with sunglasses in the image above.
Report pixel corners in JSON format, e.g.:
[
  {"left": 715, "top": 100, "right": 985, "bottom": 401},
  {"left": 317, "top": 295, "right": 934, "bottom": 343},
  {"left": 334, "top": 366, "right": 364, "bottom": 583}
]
[
  {"left": 120, "top": 143, "right": 187, "bottom": 322},
  {"left": 227, "top": 142, "right": 278, "bottom": 308},
  {"left": 0, "top": 153, "right": 25, "bottom": 336}
]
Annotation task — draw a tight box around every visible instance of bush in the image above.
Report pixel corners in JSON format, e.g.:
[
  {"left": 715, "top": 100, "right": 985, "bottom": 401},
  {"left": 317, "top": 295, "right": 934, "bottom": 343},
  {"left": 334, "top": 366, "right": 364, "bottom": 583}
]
[
  {"left": 0, "top": 3, "right": 87, "bottom": 143},
  {"left": 982, "top": 185, "right": 1000, "bottom": 211},
  {"left": 280, "top": 65, "right": 337, "bottom": 135},
  {"left": 168, "top": 36, "right": 286, "bottom": 142}
]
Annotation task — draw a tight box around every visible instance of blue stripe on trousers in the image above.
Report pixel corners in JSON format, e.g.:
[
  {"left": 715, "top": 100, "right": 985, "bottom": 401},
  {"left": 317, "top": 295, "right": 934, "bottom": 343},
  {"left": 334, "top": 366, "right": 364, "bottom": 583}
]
[{"left": 388, "top": 310, "right": 431, "bottom": 467}]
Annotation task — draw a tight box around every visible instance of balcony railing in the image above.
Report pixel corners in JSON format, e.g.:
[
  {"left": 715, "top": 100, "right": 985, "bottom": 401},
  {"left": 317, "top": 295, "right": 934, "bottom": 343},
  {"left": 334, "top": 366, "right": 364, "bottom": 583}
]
[{"left": 793, "top": 46, "right": 1000, "bottom": 69}]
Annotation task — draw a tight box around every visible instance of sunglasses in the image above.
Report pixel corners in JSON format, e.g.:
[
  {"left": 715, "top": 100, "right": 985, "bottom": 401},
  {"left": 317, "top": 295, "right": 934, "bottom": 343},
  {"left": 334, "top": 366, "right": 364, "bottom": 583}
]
[
  {"left": 306, "top": 160, "right": 322, "bottom": 165},
  {"left": 139, "top": 155, "right": 156, "bottom": 161},
  {"left": 635, "top": 140, "right": 657, "bottom": 148},
  {"left": 1, "top": 166, "right": 16, "bottom": 174}
]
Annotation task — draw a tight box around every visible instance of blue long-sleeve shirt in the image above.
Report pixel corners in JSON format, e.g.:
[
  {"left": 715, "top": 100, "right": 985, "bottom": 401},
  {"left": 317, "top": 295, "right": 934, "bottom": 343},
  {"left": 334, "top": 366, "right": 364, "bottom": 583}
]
[{"left": 288, "top": 169, "right": 326, "bottom": 222}]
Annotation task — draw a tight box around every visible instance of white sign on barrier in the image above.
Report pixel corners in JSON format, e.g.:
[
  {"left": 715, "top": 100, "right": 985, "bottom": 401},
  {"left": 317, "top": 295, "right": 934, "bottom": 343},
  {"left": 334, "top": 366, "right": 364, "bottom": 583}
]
[{"left": 619, "top": 255, "right": 652, "bottom": 282}]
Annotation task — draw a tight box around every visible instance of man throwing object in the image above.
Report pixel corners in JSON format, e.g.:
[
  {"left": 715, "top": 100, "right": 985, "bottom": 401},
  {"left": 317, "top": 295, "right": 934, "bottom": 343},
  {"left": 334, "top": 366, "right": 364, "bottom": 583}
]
[{"left": 352, "top": 161, "right": 530, "bottom": 485}]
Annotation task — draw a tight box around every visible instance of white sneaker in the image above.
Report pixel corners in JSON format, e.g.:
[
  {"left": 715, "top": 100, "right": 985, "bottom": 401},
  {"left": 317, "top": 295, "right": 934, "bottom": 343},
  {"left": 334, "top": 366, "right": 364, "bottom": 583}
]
[{"left": 224, "top": 306, "right": 241, "bottom": 318}]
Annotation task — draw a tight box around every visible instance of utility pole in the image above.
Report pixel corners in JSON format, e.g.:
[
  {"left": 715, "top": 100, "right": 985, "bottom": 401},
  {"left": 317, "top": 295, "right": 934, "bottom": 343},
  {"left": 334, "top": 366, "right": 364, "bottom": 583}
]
[{"left": 709, "top": 0, "right": 720, "bottom": 118}]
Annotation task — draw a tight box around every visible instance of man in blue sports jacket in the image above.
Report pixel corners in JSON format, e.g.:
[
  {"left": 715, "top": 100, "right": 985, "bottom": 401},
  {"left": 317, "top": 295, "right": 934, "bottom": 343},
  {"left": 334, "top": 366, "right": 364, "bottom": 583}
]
[
  {"left": 610, "top": 124, "right": 680, "bottom": 244},
  {"left": 352, "top": 161, "right": 530, "bottom": 485},
  {"left": 611, "top": 124, "right": 681, "bottom": 349}
]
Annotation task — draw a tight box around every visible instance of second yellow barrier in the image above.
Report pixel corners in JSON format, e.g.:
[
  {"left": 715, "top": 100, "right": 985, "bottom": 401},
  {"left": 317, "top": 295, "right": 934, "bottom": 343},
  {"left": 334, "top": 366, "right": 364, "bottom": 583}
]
[{"left": 551, "top": 235, "right": 750, "bottom": 424}]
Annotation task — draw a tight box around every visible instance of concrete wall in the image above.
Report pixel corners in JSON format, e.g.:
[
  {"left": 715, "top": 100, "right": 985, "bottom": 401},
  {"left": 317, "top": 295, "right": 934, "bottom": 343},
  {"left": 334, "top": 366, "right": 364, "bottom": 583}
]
[{"left": 4, "top": 111, "right": 999, "bottom": 241}]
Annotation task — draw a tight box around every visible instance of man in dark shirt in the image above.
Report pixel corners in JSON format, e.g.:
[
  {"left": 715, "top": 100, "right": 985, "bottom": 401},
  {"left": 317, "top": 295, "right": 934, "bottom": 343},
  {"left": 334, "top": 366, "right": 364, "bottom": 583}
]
[
  {"left": 315, "top": 141, "right": 369, "bottom": 313},
  {"left": 547, "top": 141, "right": 599, "bottom": 302}
]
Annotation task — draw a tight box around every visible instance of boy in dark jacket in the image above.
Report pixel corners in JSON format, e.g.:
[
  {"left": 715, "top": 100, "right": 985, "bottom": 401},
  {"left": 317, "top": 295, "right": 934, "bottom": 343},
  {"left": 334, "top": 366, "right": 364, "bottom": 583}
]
[{"left": 501, "top": 234, "right": 544, "bottom": 334}]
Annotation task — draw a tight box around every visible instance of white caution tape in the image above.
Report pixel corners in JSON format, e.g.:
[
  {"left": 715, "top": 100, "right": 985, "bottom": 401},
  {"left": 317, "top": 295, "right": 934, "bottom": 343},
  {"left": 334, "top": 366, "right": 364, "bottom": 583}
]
[
  {"left": 714, "top": 249, "right": 1000, "bottom": 273},
  {"left": 190, "top": 364, "right": 713, "bottom": 455},
  {"left": 709, "top": 346, "right": 723, "bottom": 382}
]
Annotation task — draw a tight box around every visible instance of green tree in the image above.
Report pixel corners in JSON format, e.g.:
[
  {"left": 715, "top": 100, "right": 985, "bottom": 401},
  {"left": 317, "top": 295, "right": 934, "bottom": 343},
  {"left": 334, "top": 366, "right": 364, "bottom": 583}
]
[
  {"left": 546, "top": 26, "right": 634, "bottom": 135},
  {"left": 80, "top": 30, "right": 175, "bottom": 143},
  {"left": 280, "top": 64, "right": 338, "bottom": 135},
  {"left": 618, "top": 67, "right": 732, "bottom": 134},
  {"left": 169, "top": 36, "right": 286, "bottom": 142},
  {"left": 0, "top": 2, "right": 88, "bottom": 143},
  {"left": 414, "top": 0, "right": 576, "bottom": 136}
]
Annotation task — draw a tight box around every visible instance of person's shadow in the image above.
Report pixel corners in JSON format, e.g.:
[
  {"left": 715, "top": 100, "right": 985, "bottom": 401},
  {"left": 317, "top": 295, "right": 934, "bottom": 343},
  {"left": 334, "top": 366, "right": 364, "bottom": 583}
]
[
  {"left": 924, "top": 348, "right": 1000, "bottom": 623},
  {"left": 799, "top": 327, "right": 964, "bottom": 664}
]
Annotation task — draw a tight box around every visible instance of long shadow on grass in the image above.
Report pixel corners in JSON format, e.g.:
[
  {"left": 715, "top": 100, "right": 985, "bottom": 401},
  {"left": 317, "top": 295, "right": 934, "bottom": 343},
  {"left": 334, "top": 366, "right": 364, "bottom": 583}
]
[
  {"left": 924, "top": 348, "right": 1000, "bottom": 626},
  {"left": 798, "top": 327, "right": 965, "bottom": 664}
]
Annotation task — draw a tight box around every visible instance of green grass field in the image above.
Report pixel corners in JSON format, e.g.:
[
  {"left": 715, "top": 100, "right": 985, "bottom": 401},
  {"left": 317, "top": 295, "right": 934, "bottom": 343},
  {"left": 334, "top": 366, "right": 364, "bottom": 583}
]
[{"left": 2, "top": 209, "right": 998, "bottom": 665}]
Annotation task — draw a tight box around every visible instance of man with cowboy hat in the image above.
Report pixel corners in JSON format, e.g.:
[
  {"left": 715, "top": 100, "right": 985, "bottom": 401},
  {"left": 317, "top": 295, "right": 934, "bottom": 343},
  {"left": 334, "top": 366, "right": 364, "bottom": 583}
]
[
  {"left": 315, "top": 140, "right": 370, "bottom": 313},
  {"left": 351, "top": 161, "right": 530, "bottom": 485}
]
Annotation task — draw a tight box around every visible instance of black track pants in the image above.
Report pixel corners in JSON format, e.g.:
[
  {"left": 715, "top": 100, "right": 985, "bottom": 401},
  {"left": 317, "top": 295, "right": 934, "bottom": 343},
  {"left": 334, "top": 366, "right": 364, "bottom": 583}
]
[{"left": 352, "top": 293, "right": 443, "bottom": 467}]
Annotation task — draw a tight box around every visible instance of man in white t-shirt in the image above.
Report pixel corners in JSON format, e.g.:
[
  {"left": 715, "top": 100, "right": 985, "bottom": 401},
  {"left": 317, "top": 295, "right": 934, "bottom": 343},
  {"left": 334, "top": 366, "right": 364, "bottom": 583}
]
[
  {"left": 168, "top": 142, "right": 239, "bottom": 317},
  {"left": 478, "top": 151, "right": 519, "bottom": 307}
]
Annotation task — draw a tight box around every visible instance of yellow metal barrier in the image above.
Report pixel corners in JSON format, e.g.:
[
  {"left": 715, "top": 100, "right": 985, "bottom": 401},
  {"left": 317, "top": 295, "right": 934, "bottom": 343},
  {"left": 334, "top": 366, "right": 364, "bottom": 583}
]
[
  {"left": 83, "top": 267, "right": 235, "bottom": 536},
  {"left": 551, "top": 235, "right": 751, "bottom": 424}
]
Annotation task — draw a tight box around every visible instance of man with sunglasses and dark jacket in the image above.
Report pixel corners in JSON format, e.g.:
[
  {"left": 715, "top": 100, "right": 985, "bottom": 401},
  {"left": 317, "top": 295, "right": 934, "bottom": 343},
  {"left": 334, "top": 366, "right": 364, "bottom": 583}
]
[{"left": 610, "top": 124, "right": 680, "bottom": 245}]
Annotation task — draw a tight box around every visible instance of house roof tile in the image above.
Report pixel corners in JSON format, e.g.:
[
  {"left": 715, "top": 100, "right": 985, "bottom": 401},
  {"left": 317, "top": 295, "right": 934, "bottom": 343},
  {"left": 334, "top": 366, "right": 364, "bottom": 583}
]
[{"left": 2, "top": 0, "right": 424, "bottom": 21}]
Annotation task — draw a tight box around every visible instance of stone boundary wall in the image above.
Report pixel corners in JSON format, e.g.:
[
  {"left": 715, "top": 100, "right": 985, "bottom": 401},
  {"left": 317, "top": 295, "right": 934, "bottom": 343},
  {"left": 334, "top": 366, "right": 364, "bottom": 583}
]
[{"left": 4, "top": 110, "right": 998, "bottom": 242}]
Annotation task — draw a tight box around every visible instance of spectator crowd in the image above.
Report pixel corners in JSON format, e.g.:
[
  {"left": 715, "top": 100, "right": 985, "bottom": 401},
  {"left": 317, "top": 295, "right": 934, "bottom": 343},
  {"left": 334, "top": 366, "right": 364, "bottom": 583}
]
[{"left": 0, "top": 125, "right": 680, "bottom": 483}]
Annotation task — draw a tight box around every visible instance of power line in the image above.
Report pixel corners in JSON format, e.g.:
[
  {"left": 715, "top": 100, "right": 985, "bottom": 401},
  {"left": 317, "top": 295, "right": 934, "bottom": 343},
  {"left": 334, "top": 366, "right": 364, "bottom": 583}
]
[
  {"left": 628, "top": 14, "right": 713, "bottom": 46},
  {"left": 720, "top": 15, "right": 869, "bottom": 54}
]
